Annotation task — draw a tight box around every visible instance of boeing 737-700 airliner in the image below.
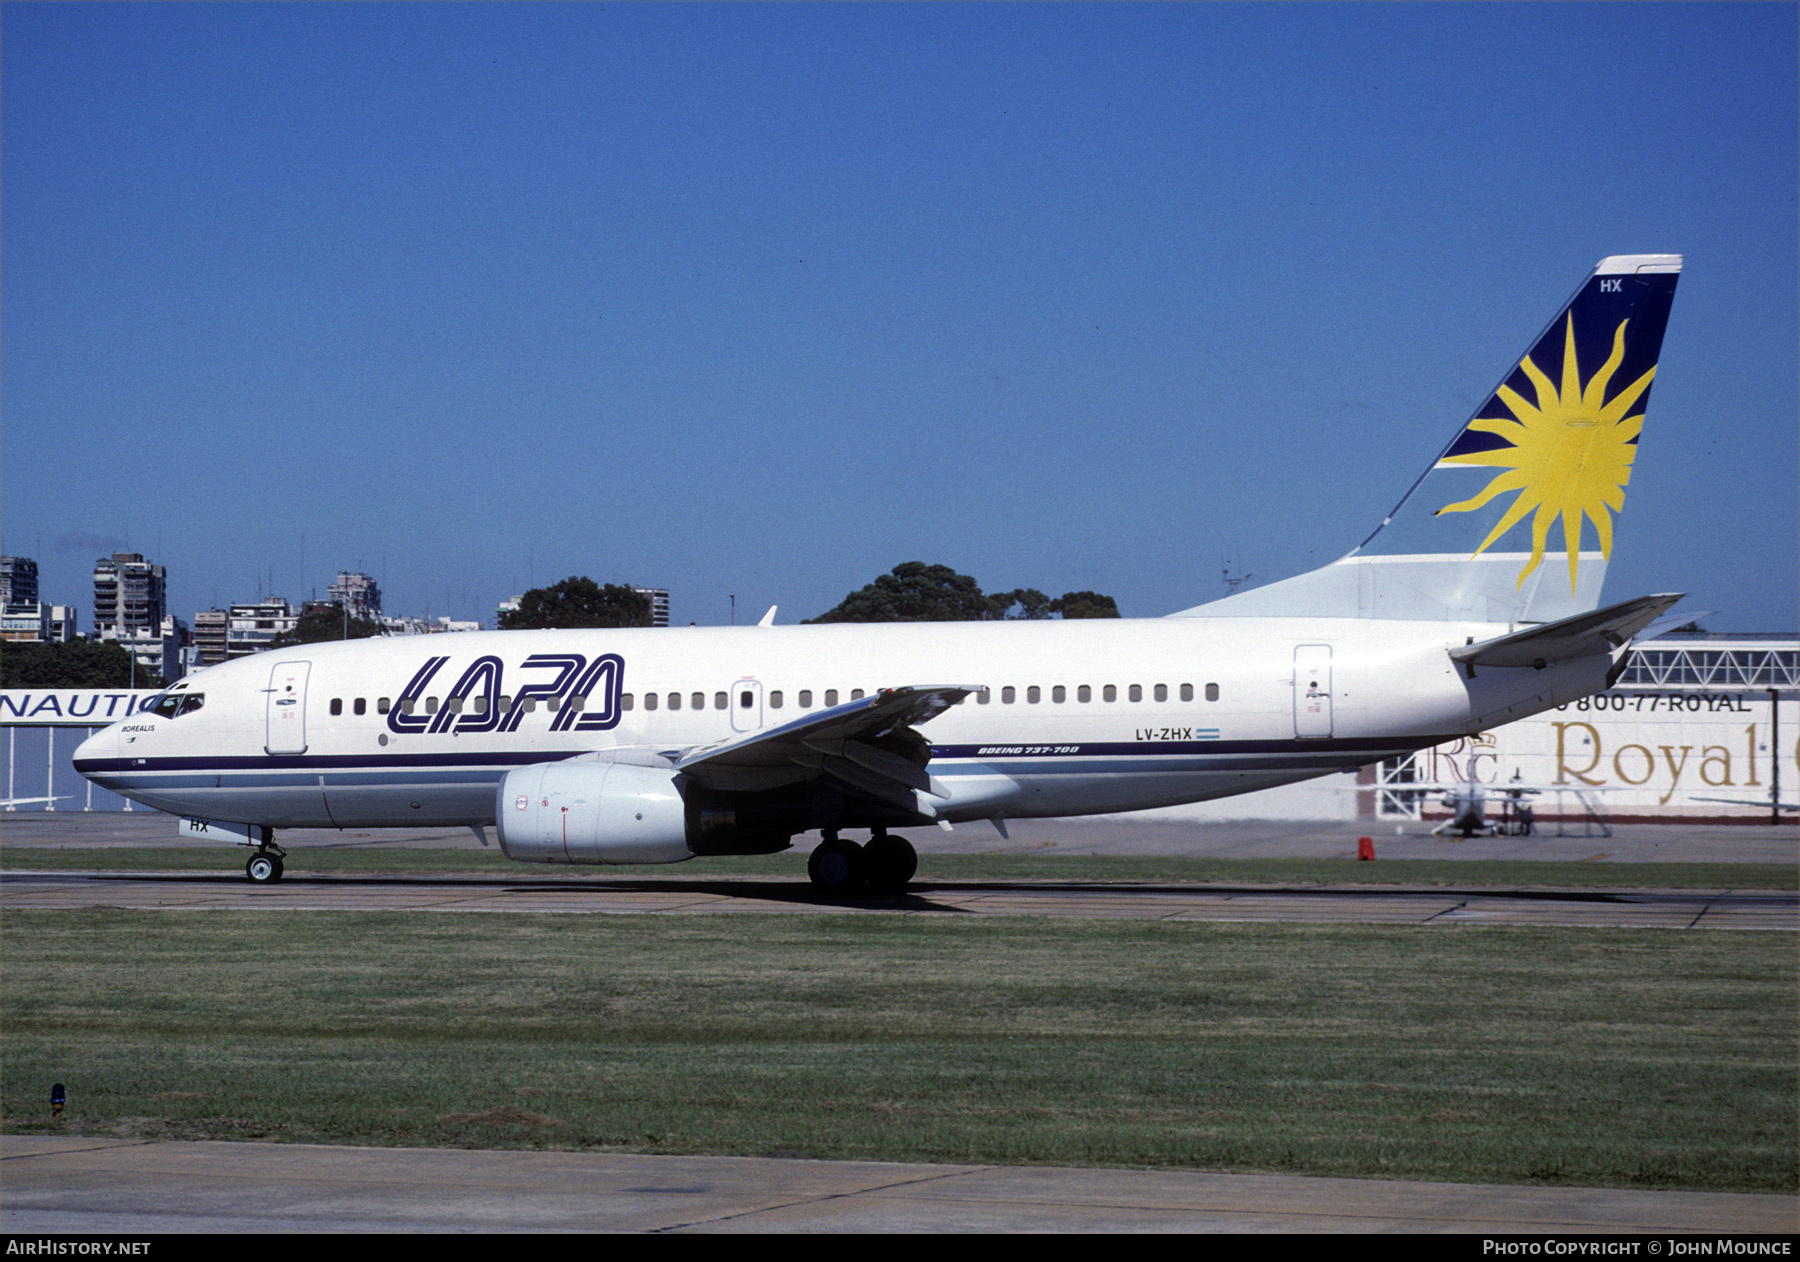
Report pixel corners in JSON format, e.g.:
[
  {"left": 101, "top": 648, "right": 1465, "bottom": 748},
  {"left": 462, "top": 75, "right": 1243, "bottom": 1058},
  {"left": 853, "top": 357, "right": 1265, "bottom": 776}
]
[{"left": 75, "top": 255, "right": 1684, "bottom": 891}]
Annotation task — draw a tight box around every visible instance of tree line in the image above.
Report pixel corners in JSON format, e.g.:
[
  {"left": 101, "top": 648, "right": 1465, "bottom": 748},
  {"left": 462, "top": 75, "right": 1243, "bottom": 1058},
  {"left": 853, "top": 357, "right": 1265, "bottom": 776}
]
[
  {"left": 0, "top": 566, "right": 1117, "bottom": 688},
  {"left": 499, "top": 565, "right": 1119, "bottom": 626},
  {"left": 804, "top": 562, "right": 1118, "bottom": 622}
]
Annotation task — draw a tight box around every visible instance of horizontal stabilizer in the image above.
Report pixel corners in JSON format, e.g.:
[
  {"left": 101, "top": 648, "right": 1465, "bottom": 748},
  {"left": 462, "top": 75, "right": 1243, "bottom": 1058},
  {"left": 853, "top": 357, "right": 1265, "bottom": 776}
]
[{"left": 1449, "top": 593, "right": 1683, "bottom": 670}]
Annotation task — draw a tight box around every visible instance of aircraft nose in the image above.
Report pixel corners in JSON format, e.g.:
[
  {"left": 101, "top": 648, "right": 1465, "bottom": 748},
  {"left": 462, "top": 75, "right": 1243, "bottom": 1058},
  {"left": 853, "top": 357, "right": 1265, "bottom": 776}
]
[{"left": 73, "top": 726, "right": 115, "bottom": 769}]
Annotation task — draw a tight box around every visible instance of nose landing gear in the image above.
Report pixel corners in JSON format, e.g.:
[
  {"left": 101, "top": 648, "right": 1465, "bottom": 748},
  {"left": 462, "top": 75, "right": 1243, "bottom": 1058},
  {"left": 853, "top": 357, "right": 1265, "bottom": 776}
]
[
  {"left": 806, "top": 828, "right": 917, "bottom": 895},
  {"left": 245, "top": 840, "right": 287, "bottom": 884}
]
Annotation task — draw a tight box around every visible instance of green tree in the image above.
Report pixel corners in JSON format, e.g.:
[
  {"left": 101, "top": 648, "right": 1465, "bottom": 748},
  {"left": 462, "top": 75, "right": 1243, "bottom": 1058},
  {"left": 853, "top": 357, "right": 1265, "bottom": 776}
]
[
  {"left": 809, "top": 564, "right": 1121, "bottom": 623},
  {"left": 499, "top": 578, "right": 651, "bottom": 630},
  {"left": 1049, "top": 591, "right": 1121, "bottom": 619},
  {"left": 271, "top": 604, "right": 386, "bottom": 647},
  {"left": 807, "top": 562, "right": 990, "bottom": 623},
  {"left": 0, "top": 640, "right": 167, "bottom": 690},
  {"left": 985, "top": 588, "right": 1054, "bottom": 620}
]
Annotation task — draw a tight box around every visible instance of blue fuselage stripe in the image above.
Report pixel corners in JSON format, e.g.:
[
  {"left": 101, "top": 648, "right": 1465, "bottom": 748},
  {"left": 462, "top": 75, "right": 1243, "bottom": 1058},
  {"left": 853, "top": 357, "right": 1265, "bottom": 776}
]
[{"left": 77, "top": 733, "right": 1452, "bottom": 790}]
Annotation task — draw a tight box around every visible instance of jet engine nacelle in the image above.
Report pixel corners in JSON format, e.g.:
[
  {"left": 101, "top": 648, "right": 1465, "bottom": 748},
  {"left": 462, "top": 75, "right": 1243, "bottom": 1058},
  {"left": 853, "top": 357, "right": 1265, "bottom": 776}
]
[{"left": 495, "top": 759, "right": 692, "bottom": 864}]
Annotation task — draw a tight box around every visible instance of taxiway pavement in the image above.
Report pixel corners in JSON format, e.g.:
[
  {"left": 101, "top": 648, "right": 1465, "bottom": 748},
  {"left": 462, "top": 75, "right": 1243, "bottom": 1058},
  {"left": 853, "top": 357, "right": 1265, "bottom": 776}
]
[{"left": 5, "top": 1136, "right": 1794, "bottom": 1234}]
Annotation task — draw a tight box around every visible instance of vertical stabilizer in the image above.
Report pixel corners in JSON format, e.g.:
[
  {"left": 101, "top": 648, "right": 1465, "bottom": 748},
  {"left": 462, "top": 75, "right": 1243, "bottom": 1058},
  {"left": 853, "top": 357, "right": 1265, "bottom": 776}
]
[{"left": 1176, "top": 255, "right": 1681, "bottom": 623}]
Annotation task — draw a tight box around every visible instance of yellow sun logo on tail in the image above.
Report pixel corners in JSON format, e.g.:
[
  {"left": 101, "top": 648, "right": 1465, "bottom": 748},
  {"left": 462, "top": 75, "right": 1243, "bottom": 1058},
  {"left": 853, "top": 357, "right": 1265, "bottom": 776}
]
[{"left": 1436, "top": 315, "right": 1654, "bottom": 593}]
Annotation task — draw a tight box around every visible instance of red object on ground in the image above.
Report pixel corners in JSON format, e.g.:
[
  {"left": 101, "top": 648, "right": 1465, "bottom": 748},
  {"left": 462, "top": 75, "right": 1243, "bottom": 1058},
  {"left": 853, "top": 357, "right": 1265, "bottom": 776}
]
[{"left": 1357, "top": 836, "right": 1376, "bottom": 861}]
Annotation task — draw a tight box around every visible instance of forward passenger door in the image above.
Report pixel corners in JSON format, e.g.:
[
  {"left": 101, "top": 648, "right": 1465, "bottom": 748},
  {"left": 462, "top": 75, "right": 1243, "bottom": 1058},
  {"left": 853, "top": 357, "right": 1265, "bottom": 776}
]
[{"left": 266, "top": 660, "right": 311, "bottom": 754}]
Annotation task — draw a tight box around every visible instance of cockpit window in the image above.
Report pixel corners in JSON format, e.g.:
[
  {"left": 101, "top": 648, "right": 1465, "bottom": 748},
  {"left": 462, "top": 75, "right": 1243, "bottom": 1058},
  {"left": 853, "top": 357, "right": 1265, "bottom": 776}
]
[
  {"left": 143, "top": 692, "right": 204, "bottom": 720},
  {"left": 144, "top": 692, "right": 179, "bottom": 719}
]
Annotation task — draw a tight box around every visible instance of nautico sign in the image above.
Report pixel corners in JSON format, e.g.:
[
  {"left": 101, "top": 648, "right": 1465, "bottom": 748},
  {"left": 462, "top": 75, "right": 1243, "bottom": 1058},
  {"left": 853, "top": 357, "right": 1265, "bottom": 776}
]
[{"left": 0, "top": 690, "right": 161, "bottom": 726}]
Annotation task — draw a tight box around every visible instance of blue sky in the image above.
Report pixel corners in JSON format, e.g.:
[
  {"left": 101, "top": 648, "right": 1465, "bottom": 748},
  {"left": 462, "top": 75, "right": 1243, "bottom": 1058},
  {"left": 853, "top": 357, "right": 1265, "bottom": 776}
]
[{"left": 5, "top": 3, "right": 1795, "bottom": 631}]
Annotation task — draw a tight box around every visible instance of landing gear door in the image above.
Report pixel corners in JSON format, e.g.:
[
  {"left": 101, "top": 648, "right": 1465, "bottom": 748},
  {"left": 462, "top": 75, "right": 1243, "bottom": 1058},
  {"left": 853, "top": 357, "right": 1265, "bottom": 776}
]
[
  {"left": 730, "top": 678, "right": 763, "bottom": 733},
  {"left": 266, "top": 660, "right": 311, "bottom": 755},
  {"left": 1293, "top": 645, "right": 1333, "bottom": 739}
]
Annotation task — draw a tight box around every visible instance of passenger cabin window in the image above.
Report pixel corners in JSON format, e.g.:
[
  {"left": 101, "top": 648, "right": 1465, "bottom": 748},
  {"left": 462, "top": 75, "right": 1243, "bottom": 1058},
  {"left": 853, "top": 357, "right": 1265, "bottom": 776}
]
[
  {"left": 740, "top": 690, "right": 754, "bottom": 708},
  {"left": 330, "top": 698, "right": 343, "bottom": 716},
  {"left": 799, "top": 690, "right": 813, "bottom": 708},
  {"left": 668, "top": 693, "right": 681, "bottom": 711},
  {"left": 770, "top": 691, "right": 784, "bottom": 709},
  {"left": 1052, "top": 686, "right": 1066, "bottom": 703},
  {"left": 426, "top": 697, "right": 439, "bottom": 714},
  {"left": 1103, "top": 685, "right": 1117, "bottom": 702},
  {"left": 825, "top": 690, "right": 838, "bottom": 706},
  {"left": 645, "top": 693, "right": 658, "bottom": 711},
  {"left": 1027, "top": 686, "right": 1041, "bottom": 704},
  {"left": 1077, "top": 685, "right": 1091, "bottom": 703},
  {"left": 354, "top": 697, "right": 367, "bottom": 716},
  {"left": 1154, "top": 684, "right": 1168, "bottom": 702},
  {"left": 377, "top": 697, "right": 390, "bottom": 714},
  {"left": 1180, "top": 684, "right": 1193, "bottom": 703},
  {"left": 692, "top": 692, "right": 705, "bottom": 711},
  {"left": 1128, "top": 685, "right": 1142, "bottom": 703},
  {"left": 621, "top": 694, "right": 634, "bottom": 711},
  {"left": 977, "top": 689, "right": 991, "bottom": 704},
  {"left": 1205, "top": 683, "right": 1220, "bottom": 702},
  {"left": 850, "top": 689, "right": 865, "bottom": 701},
  {"left": 1002, "top": 686, "right": 1016, "bottom": 704},
  {"left": 715, "top": 692, "right": 728, "bottom": 710}
]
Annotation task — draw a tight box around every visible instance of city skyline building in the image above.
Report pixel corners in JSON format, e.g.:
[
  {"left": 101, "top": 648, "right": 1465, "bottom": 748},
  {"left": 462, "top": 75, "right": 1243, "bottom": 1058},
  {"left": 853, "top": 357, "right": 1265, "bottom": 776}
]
[
  {"left": 0, "top": 556, "right": 73, "bottom": 645},
  {"left": 193, "top": 607, "right": 228, "bottom": 666},
  {"left": 327, "top": 571, "right": 381, "bottom": 622},
  {"left": 635, "top": 587, "right": 670, "bottom": 627},
  {"left": 225, "top": 599, "right": 299, "bottom": 660},
  {"left": 2, "top": 556, "right": 40, "bottom": 609},
  {"left": 93, "top": 553, "right": 184, "bottom": 677},
  {"left": 93, "top": 553, "right": 166, "bottom": 639}
]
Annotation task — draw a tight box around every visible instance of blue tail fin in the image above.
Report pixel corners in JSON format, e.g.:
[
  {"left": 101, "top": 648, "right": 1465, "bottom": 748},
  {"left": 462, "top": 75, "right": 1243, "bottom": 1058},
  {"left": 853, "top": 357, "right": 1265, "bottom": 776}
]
[{"left": 1178, "top": 254, "right": 1682, "bottom": 623}]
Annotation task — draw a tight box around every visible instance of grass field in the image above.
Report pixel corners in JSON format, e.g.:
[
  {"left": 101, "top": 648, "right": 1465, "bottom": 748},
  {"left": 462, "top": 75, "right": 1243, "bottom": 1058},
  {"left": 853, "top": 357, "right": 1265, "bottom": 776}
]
[
  {"left": 4, "top": 843, "right": 1794, "bottom": 890},
  {"left": 4, "top": 908, "right": 1793, "bottom": 1192}
]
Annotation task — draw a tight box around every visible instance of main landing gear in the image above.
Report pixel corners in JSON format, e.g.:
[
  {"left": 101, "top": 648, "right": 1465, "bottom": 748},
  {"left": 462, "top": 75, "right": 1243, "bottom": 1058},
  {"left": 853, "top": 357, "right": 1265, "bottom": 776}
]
[
  {"left": 807, "top": 828, "right": 917, "bottom": 895},
  {"left": 245, "top": 839, "right": 287, "bottom": 884}
]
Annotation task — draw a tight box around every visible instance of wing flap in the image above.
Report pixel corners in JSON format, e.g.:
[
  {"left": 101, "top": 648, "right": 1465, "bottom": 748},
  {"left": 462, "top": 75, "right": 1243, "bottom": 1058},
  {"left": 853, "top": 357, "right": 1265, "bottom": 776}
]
[
  {"left": 819, "top": 755, "right": 930, "bottom": 813},
  {"left": 674, "top": 685, "right": 979, "bottom": 813}
]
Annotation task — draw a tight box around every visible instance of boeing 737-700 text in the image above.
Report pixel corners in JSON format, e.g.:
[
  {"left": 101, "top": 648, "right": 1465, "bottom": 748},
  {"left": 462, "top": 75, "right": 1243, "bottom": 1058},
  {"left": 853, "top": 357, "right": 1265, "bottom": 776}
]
[{"left": 75, "top": 255, "right": 1685, "bottom": 890}]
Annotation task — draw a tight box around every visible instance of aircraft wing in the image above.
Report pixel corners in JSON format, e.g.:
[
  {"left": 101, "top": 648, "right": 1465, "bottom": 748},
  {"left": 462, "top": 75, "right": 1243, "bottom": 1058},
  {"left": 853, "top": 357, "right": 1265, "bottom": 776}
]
[
  {"left": 1689, "top": 796, "right": 1796, "bottom": 812},
  {"left": 670, "top": 685, "right": 981, "bottom": 814},
  {"left": 1450, "top": 593, "right": 1684, "bottom": 671}
]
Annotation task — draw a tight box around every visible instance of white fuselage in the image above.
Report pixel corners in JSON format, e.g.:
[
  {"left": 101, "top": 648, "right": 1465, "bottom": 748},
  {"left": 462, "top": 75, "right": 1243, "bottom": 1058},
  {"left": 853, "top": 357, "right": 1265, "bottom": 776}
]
[{"left": 73, "top": 615, "right": 1612, "bottom": 838}]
